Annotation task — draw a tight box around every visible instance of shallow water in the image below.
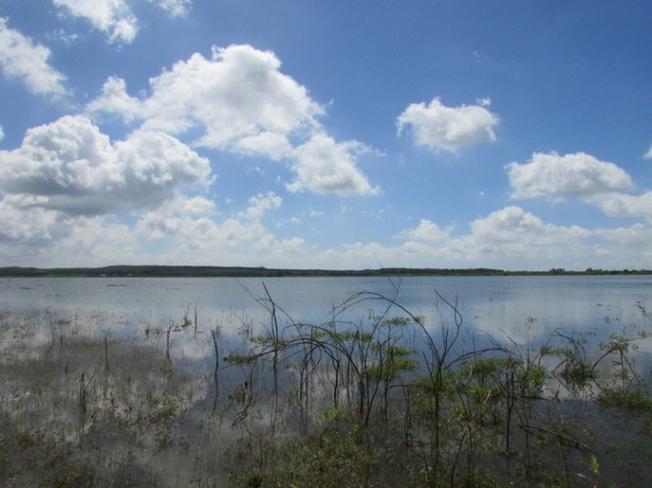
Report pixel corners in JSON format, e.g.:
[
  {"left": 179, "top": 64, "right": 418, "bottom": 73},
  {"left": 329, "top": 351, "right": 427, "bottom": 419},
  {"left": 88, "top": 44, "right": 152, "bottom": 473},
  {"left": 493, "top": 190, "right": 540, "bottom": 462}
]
[
  {"left": 2, "top": 274, "right": 651, "bottom": 340},
  {"left": 2, "top": 275, "right": 652, "bottom": 486}
]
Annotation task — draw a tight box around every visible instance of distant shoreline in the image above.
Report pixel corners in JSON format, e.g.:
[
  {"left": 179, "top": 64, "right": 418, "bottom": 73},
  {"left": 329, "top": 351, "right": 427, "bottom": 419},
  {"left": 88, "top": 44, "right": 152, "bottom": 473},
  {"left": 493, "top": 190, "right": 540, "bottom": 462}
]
[{"left": 0, "top": 265, "right": 650, "bottom": 278}]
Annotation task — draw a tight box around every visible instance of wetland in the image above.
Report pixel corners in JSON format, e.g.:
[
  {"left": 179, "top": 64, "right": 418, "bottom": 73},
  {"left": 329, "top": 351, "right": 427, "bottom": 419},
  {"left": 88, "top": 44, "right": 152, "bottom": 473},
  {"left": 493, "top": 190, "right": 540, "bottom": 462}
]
[{"left": 1, "top": 275, "right": 651, "bottom": 487}]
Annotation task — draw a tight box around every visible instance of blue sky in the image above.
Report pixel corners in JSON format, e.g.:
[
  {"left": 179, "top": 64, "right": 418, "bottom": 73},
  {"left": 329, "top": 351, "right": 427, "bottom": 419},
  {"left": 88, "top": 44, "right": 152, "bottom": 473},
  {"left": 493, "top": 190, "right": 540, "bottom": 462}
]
[{"left": 0, "top": 0, "right": 651, "bottom": 269}]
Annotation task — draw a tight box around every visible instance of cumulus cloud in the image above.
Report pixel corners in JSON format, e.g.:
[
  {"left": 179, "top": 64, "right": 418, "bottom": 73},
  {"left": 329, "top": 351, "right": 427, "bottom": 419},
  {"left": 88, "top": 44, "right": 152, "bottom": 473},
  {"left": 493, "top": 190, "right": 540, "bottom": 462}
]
[
  {"left": 135, "top": 195, "right": 219, "bottom": 240},
  {"left": 596, "top": 223, "right": 650, "bottom": 244},
  {"left": 173, "top": 195, "right": 216, "bottom": 217},
  {"left": 86, "top": 76, "right": 143, "bottom": 123},
  {"left": 53, "top": 0, "right": 193, "bottom": 43},
  {"left": 239, "top": 191, "right": 282, "bottom": 220},
  {"left": 0, "top": 198, "right": 58, "bottom": 245},
  {"left": 50, "top": 215, "right": 137, "bottom": 263},
  {"left": 288, "top": 134, "right": 379, "bottom": 196},
  {"left": 320, "top": 206, "right": 597, "bottom": 270},
  {"left": 235, "top": 132, "right": 294, "bottom": 161},
  {"left": 506, "top": 151, "right": 652, "bottom": 225},
  {"left": 135, "top": 195, "right": 304, "bottom": 263},
  {"left": 2, "top": 186, "right": 651, "bottom": 268},
  {"left": 0, "top": 185, "right": 307, "bottom": 267},
  {"left": 0, "top": 193, "right": 143, "bottom": 266},
  {"left": 507, "top": 152, "right": 633, "bottom": 201},
  {"left": 397, "top": 97, "right": 499, "bottom": 153},
  {"left": 88, "top": 44, "right": 378, "bottom": 196},
  {"left": 587, "top": 192, "right": 652, "bottom": 222},
  {"left": 316, "top": 203, "right": 652, "bottom": 269},
  {"left": 0, "top": 18, "right": 69, "bottom": 99},
  {"left": 54, "top": 0, "right": 139, "bottom": 44},
  {"left": 87, "top": 45, "right": 323, "bottom": 153},
  {"left": 468, "top": 206, "right": 590, "bottom": 252},
  {"left": 0, "top": 115, "right": 211, "bottom": 215},
  {"left": 395, "top": 218, "right": 450, "bottom": 242},
  {"left": 590, "top": 223, "right": 652, "bottom": 265},
  {"left": 469, "top": 206, "right": 546, "bottom": 239}
]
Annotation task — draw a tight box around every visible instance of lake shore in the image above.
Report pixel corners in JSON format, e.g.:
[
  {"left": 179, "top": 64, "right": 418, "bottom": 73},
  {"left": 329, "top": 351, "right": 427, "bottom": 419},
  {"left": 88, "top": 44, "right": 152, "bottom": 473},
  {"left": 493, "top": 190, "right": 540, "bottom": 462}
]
[{"left": 1, "top": 264, "right": 651, "bottom": 278}]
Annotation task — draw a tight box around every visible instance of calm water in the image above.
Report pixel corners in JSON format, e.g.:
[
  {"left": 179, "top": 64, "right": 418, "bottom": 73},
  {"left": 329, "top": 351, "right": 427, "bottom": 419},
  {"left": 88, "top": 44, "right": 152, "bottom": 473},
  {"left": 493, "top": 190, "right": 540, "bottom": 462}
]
[
  {"left": 2, "top": 275, "right": 652, "bottom": 361},
  {"left": 3, "top": 277, "right": 650, "bottom": 486}
]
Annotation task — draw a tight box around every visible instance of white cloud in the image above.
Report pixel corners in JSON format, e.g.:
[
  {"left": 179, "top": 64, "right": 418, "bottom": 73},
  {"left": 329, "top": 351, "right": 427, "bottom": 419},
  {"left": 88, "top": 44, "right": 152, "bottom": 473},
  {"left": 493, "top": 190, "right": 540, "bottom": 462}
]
[
  {"left": 395, "top": 218, "right": 450, "bottom": 242},
  {"left": 467, "top": 206, "right": 591, "bottom": 252},
  {"left": 239, "top": 191, "right": 282, "bottom": 220},
  {"left": 397, "top": 97, "right": 499, "bottom": 153},
  {"left": 0, "top": 188, "right": 306, "bottom": 267},
  {"left": 54, "top": 0, "right": 139, "bottom": 44},
  {"left": 135, "top": 196, "right": 304, "bottom": 264},
  {"left": 592, "top": 223, "right": 652, "bottom": 265},
  {"left": 3, "top": 188, "right": 652, "bottom": 269},
  {"left": 0, "top": 125, "right": 4, "bottom": 141},
  {"left": 148, "top": 0, "right": 192, "bottom": 17},
  {"left": 0, "top": 198, "right": 58, "bottom": 245},
  {"left": 288, "top": 133, "right": 379, "bottom": 196},
  {"left": 0, "top": 115, "right": 211, "bottom": 216},
  {"left": 87, "top": 45, "right": 323, "bottom": 153},
  {"left": 507, "top": 152, "right": 633, "bottom": 201},
  {"left": 0, "top": 18, "right": 68, "bottom": 99},
  {"left": 596, "top": 223, "right": 652, "bottom": 246},
  {"left": 88, "top": 45, "right": 378, "bottom": 196},
  {"left": 86, "top": 76, "right": 143, "bottom": 123},
  {"left": 506, "top": 151, "right": 652, "bottom": 225},
  {"left": 175, "top": 195, "right": 216, "bottom": 217},
  {"left": 135, "top": 194, "right": 218, "bottom": 240},
  {"left": 469, "top": 206, "right": 546, "bottom": 239},
  {"left": 0, "top": 194, "right": 142, "bottom": 266},
  {"left": 50, "top": 215, "right": 138, "bottom": 264},
  {"left": 235, "top": 132, "right": 294, "bottom": 161},
  {"left": 587, "top": 192, "right": 652, "bottom": 222},
  {"left": 644, "top": 145, "right": 652, "bottom": 160},
  {"left": 320, "top": 206, "right": 598, "bottom": 270},
  {"left": 53, "top": 0, "right": 192, "bottom": 44}
]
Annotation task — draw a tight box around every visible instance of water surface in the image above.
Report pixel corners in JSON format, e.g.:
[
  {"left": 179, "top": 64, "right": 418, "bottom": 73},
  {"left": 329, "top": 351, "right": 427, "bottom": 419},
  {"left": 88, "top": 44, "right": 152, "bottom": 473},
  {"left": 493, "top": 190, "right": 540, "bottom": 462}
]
[{"left": 2, "top": 275, "right": 651, "bottom": 360}]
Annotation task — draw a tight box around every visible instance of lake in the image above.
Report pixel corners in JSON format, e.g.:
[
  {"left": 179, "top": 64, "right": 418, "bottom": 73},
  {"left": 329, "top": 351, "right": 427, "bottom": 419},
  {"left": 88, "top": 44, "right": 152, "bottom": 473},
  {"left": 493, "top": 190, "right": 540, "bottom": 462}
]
[
  {"left": 2, "top": 275, "right": 651, "bottom": 362},
  {"left": 3, "top": 275, "right": 652, "bottom": 486}
]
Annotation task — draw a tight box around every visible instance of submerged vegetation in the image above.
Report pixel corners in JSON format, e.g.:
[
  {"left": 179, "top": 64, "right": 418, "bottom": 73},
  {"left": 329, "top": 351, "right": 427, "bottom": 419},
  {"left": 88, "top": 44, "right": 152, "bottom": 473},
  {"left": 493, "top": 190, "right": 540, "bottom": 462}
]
[{"left": 1, "top": 285, "right": 651, "bottom": 487}]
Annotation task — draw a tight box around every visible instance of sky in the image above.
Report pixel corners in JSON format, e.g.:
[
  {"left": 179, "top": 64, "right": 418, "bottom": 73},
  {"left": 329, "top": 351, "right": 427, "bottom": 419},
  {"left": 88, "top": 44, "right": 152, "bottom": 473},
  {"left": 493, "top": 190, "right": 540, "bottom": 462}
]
[{"left": 0, "top": 0, "right": 651, "bottom": 270}]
